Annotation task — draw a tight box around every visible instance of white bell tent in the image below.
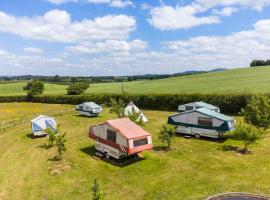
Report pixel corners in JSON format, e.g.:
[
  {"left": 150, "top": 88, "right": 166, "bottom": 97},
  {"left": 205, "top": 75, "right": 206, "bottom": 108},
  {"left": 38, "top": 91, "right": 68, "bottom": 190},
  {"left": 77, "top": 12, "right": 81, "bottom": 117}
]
[{"left": 124, "top": 101, "right": 148, "bottom": 123}]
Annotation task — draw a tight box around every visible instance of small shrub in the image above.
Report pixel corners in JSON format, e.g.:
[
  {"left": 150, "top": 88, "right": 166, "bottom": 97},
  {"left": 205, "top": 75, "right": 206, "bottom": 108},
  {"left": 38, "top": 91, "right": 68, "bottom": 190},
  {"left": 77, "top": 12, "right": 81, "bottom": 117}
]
[
  {"left": 109, "top": 98, "right": 125, "bottom": 118},
  {"left": 91, "top": 178, "right": 104, "bottom": 200},
  {"left": 127, "top": 107, "right": 144, "bottom": 126},
  {"left": 45, "top": 128, "right": 57, "bottom": 147},
  {"left": 158, "top": 125, "right": 175, "bottom": 150},
  {"left": 55, "top": 133, "right": 66, "bottom": 160},
  {"left": 227, "top": 122, "right": 265, "bottom": 154}
]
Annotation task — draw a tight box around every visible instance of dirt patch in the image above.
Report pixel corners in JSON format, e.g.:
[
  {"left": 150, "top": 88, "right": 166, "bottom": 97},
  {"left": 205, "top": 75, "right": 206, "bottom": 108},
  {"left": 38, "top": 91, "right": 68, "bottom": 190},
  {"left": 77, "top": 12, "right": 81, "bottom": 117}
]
[{"left": 48, "top": 160, "right": 71, "bottom": 175}]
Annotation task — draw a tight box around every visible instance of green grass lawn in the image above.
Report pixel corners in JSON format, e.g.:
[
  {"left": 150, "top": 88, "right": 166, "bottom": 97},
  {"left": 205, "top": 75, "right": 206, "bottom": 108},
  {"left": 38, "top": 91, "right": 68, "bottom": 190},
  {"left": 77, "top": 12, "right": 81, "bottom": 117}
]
[
  {"left": 1, "top": 66, "right": 270, "bottom": 96},
  {"left": 0, "top": 82, "right": 67, "bottom": 96},
  {"left": 0, "top": 103, "right": 270, "bottom": 200}
]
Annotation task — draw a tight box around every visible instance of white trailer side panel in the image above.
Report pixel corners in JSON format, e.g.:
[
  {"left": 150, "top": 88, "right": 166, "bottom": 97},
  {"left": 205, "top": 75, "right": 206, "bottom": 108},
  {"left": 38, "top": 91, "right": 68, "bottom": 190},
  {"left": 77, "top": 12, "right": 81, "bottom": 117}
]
[
  {"left": 173, "top": 111, "right": 224, "bottom": 127},
  {"left": 91, "top": 124, "right": 128, "bottom": 147}
]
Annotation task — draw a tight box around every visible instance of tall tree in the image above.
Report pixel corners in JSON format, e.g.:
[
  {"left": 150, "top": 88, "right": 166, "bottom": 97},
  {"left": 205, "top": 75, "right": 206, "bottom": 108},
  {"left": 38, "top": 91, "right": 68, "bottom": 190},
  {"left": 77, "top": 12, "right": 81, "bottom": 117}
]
[{"left": 23, "top": 80, "right": 44, "bottom": 96}]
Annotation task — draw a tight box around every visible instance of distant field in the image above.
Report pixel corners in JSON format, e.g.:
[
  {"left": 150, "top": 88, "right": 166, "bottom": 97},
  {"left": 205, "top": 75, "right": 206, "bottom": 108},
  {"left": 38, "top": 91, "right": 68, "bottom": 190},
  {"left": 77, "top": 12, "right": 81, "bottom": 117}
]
[
  {"left": 0, "top": 103, "right": 270, "bottom": 199},
  {"left": 0, "top": 82, "right": 67, "bottom": 96},
  {"left": 1, "top": 66, "right": 270, "bottom": 96}
]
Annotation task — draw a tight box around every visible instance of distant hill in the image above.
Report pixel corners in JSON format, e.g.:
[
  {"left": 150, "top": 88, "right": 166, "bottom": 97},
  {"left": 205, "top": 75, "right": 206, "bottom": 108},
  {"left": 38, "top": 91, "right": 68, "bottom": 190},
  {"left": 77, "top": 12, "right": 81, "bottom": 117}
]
[{"left": 0, "top": 68, "right": 227, "bottom": 83}]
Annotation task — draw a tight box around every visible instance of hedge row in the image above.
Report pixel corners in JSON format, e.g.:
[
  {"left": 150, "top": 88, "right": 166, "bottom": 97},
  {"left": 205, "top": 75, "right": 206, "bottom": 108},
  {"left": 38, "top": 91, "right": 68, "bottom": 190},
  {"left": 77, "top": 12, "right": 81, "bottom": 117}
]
[{"left": 0, "top": 93, "right": 253, "bottom": 114}]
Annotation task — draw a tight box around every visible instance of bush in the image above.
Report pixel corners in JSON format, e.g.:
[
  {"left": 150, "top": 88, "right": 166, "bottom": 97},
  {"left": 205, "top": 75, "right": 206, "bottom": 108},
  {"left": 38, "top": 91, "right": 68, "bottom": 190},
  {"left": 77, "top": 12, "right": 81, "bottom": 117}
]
[
  {"left": 226, "top": 122, "right": 265, "bottom": 154},
  {"left": 0, "top": 93, "right": 254, "bottom": 114},
  {"left": 66, "top": 82, "right": 89, "bottom": 95},
  {"left": 109, "top": 98, "right": 125, "bottom": 118},
  {"left": 242, "top": 95, "right": 270, "bottom": 129},
  {"left": 23, "top": 80, "right": 44, "bottom": 96}
]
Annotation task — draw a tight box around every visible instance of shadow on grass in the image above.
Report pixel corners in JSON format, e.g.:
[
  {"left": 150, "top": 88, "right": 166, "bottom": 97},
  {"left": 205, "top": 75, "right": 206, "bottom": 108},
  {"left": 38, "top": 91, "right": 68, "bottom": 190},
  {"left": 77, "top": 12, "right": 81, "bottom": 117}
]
[
  {"left": 219, "top": 145, "right": 251, "bottom": 154},
  {"left": 153, "top": 146, "right": 168, "bottom": 152},
  {"left": 73, "top": 114, "right": 100, "bottom": 118},
  {"left": 37, "top": 143, "right": 52, "bottom": 150},
  {"left": 175, "top": 133, "right": 226, "bottom": 143},
  {"left": 26, "top": 133, "right": 46, "bottom": 139},
  {"left": 48, "top": 156, "right": 61, "bottom": 162},
  {"left": 80, "top": 146, "right": 145, "bottom": 167}
]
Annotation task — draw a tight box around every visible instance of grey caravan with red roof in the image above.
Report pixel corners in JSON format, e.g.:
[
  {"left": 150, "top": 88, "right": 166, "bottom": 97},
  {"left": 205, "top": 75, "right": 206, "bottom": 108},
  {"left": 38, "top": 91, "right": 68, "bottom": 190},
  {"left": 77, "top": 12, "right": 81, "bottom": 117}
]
[{"left": 89, "top": 118, "right": 153, "bottom": 159}]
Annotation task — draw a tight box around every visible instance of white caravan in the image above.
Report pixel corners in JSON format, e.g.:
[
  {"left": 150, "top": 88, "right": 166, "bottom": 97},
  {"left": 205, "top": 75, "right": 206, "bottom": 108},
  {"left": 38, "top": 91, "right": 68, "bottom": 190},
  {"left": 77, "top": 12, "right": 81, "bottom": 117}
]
[
  {"left": 76, "top": 102, "right": 102, "bottom": 117},
  {"left": 168, "top": 108, "right": 235, "bottom": 138}
]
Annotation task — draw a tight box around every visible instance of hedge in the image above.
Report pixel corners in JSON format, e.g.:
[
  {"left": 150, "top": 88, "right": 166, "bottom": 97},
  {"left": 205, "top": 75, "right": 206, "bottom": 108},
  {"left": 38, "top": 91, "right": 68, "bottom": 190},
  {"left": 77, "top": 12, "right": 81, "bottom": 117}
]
[{"left": 0, "top": 93, "right": 253, "bottom": 114}]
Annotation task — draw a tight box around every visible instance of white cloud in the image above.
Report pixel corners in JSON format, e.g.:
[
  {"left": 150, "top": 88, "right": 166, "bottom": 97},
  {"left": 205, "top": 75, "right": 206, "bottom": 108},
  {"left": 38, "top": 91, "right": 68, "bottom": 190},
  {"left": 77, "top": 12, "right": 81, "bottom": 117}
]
[
  {"left": 66, "top": 39, "right": 147, "bottom": 55},
  {"left": 87, "top": 0, "right": 110, "bottom": 3},
  {"left": 196, "top": 0, "right": 270, "bottom": 11},
  {"left": 110, "top": 0, "right": 133, "bottom": 8},
  {"left": 23, "top": 47, "right": 44, "bottom": 54},
  {"left": 2, "top": 18, "right": 270, "bottom": 76},
  {"left": 149, "top": 4, "right": 220, "bottom": 30},
  {"left": 213, "top": 7, "right": 238, "bottom": 16},
  {"left": 149, "top": 0, "right": 270, "bottom": 30},
  {"left": 47, "top": 0, "right": 133, "bottom": 7},
  {"left": 46, "top": 0, "right": 77, "bottom": 4},
  {"left": 0, "top": 10, "right": 136, "bottom": 42},
  {"left": 0, "top": 49, "right": 9, "bottom": 56},
  {"left": 162, "top": 19, "right": 270, "bottom": 69},
  {"left": 141, "top": 3, "right": 153, "bottom": 10}
]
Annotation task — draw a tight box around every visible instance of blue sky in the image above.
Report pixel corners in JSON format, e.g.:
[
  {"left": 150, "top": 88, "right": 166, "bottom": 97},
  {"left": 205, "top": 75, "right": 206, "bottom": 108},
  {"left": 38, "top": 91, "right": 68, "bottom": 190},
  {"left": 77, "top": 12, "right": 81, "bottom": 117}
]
[{"left": 0, "top": 0, "right": 270, "bottom": 76}]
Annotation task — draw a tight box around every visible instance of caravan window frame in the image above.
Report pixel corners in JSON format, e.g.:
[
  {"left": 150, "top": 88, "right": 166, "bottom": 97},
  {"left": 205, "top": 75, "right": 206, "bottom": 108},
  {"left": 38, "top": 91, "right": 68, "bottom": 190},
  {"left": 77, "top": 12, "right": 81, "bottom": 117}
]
[
  {"left": 133, "top": 138, "right": 148, "bottom": 147},
  {"left": 198, "top": 117, "right": 213, "bottom": 126},
  {"left": 185, "top": 105, "right": 193, "bottom": 111},
  {"left": 107, "top": 129, "right": 116, "bottom": 143}
]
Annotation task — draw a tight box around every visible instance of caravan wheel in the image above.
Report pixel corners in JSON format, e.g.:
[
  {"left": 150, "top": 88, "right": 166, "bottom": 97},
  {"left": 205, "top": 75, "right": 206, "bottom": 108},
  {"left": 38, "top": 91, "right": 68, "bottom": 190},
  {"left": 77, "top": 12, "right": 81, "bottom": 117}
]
[
  {"left": 194, "top": 133, "right": 201, "bottom": 139},
  {"left": 104, "top": 152, "right": 110, "bottom": 160}
]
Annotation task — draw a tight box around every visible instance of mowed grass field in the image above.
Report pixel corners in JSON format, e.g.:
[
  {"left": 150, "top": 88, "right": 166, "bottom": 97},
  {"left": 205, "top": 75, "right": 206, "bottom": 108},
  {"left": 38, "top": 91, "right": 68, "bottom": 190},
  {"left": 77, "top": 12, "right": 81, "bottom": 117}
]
[
  {"left": 0, "top": 82, "right": 67, "bottom": 96},
  {"left": 1, "top": 66, "right": 270, "bottom": 96},
  {"left": 1, "top": 103, "right": 270, "bottom": 200}
]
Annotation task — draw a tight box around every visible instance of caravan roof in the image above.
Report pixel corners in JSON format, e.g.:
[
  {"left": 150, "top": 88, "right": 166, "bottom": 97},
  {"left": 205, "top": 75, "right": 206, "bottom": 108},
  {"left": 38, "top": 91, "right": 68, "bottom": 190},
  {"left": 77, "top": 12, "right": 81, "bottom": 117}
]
[
  {"left": 106, "top": 118, "right": 150, "bottom": 140},
  {"left": 194, "top": 101, "right": 219, "bottom": 110},
  {"left": 171, "top": 107, "right": 233, "bottom": 122},
  {"left": 81, "top": 102, "right": 101, "bottom": 109}
]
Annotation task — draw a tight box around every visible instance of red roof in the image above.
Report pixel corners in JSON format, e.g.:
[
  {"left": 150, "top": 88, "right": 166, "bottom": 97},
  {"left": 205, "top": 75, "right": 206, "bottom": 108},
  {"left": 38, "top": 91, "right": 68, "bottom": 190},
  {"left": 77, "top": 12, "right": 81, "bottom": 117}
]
[{"left": 106, "top": 118, "right": 150, "bottom": 139}]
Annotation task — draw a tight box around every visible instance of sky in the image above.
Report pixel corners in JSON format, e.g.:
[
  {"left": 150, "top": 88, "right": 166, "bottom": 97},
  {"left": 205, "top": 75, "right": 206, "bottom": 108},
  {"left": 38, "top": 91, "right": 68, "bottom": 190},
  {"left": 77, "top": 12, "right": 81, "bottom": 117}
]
[{"left": 0, "top": 0, "right": 270, "bottom": 76}]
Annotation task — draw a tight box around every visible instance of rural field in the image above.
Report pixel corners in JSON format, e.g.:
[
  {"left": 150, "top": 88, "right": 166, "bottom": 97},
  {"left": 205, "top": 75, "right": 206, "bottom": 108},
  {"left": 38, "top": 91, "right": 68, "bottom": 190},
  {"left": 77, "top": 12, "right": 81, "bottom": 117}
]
[
  {"left": 1, "top": 103, "right": 270, "bottom": 200},
  {"left": 1, "top": 66, "right": 270, "bottom": 96}
]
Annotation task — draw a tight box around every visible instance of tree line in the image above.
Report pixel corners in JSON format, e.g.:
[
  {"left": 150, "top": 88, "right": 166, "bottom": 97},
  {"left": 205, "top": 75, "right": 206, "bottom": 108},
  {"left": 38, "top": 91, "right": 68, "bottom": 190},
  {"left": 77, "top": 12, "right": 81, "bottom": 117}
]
[
  {"left": 0, "top": 69, "right": 223, "bottom": 83},
  {"left": 250, "top": 59, "right": 270, "bottom": 67}
]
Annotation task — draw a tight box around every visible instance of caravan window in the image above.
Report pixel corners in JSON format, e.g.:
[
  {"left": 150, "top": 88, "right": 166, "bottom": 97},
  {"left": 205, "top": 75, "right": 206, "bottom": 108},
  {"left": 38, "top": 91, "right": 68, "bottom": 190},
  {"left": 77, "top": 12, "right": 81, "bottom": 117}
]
[
  {"left": 198, "top": 117, "right": 213, "bottom": 126},
  {"left": 79, "top": 106, "right": 83, "bottom": 110},
  {"left": 133, "top": 138, "right": 148, "bottom": 147},
  {"left": 107, "top": 129, "right": 116, "bottom": 143},
  {"left": 186, "top": 105, "right": 193, "bottom": 111}
]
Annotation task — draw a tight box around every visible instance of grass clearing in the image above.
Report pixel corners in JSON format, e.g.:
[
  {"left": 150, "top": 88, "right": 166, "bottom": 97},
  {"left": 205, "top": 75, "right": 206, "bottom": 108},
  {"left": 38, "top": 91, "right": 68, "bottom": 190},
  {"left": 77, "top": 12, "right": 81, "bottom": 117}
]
[
  {"left": 0, "top": 103, "right": 270, "bottom": 199},
  {"left": 1, "top": 66, "right": 270, "bottom": 96}
]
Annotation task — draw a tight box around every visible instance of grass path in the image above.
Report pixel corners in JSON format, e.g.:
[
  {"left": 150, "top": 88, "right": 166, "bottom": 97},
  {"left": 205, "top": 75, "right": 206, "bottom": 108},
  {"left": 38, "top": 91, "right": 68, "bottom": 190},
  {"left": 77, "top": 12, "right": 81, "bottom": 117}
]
[{"left": 0, "top": 103, "right": 270, "bottom": 199}]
